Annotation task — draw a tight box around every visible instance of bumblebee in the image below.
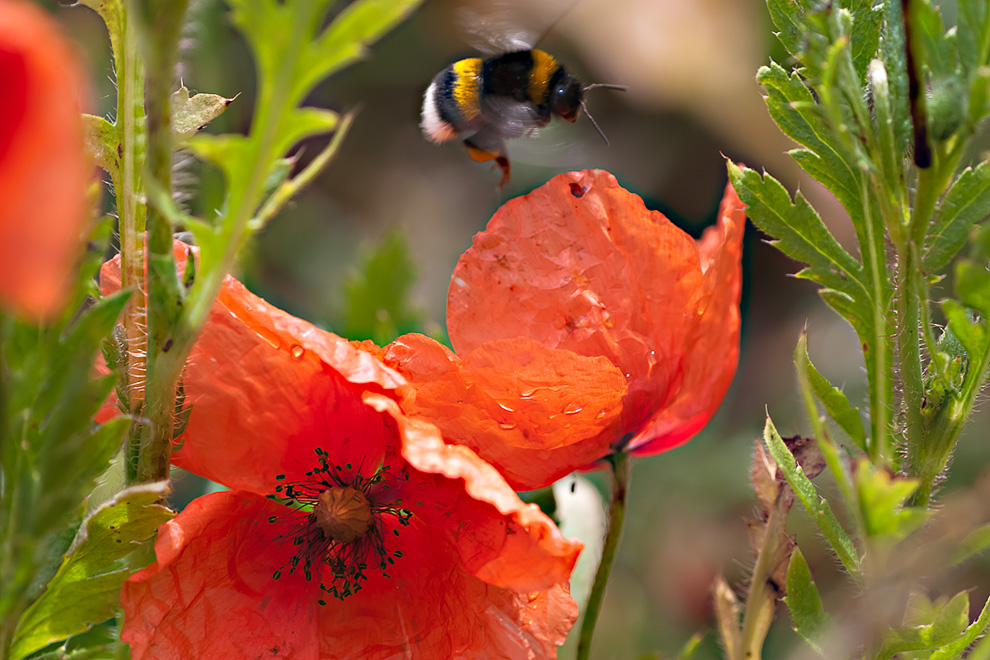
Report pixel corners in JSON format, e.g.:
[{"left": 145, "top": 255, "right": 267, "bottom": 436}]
[{"left": 421, "top": 48, "right": 624, "bottom": 185}]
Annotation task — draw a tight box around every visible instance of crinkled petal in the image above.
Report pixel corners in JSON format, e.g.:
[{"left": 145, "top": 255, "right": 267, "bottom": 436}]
[
  {"left": 99, "top": 243, "right": 406, "bottom": 492},
  {"left": 628, "top": 180, "right": 746, "bottom": 454},
  {"left": 121, "top": 491, "right": 318, "bottom": 660},
  {"left": 448, "top": 170, "right": 744, "bottom": 455},
  {"left": 0, "top": 0, "right": 90, "bottom": 320},
  {"left": 365, "top": 394, "right": 582, "bottom": 590},
  {"left": 316, "top": 517, "right": 576, "bottom": 660},
  {"left": 384, "top": 333, "right": 626, "bottom": 489}
]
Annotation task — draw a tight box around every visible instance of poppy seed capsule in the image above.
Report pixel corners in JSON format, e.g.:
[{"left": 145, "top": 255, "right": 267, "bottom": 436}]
[{"left": 314, "top": 488, "right": 373, "bottom": 544}]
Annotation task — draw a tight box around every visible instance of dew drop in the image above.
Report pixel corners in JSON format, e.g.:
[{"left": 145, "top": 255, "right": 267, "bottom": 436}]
[
  {"left": 519, "top": 387, "right": 537, "bottom": 399},
  {"left": 563, "top": 405, "right": 583, "bottom": 415},
  {"left": 527, "top": 592, "right": 540, "bottom": 602},
  {"left": 498, "top": 422, "right": 517, "bottom": 430},
  {"left": 596, "top": 410, "right": 607, "bottom": 419},
  {"left": 290, "top": 344, "right": 305, "bottom": 360},
  {"left": 497, "top": 402, "right": 515, "bottom": 413}
]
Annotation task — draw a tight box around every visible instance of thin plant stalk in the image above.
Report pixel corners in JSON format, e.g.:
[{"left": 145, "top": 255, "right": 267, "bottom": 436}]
[{"left": 575, "top": 451, "right": 631, "bottom": 660}]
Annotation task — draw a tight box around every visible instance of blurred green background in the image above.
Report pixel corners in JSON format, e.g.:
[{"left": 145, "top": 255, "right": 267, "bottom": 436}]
[{"left": 54, "top": 0, "right": 990, "bottom": 657}]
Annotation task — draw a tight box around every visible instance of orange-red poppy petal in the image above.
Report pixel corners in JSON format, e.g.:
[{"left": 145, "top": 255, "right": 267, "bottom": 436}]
[
  {"left": 367, "top": 393, "right": 583, "bottom": 591},
  {"left": 383, "top": 333, "right": 626, "bottom": 490},
  {"left": 315, "top": 536, "right": 575, "bottom": 660},
  {"left": 628, "top": 180, "right": 746, "bottom": 454},
  {"left": 99, "top": 243, "right": 405, "bottom": 493},
  {"left": 0, "top": 0, "right": 91, "bottom": 320},
  {"left": 120, "top": 491, "right": 319, "bottom": 660},
  {"left": 447, "top": 170, "right": 745, "bottom": 457}
]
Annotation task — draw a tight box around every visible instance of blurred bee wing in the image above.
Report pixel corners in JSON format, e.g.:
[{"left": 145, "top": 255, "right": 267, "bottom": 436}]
[
  {"left": 456, "top": 4, "right": 538, "bottom": 54},
  {"left": 455, "top": 0, "right": 578, "bottom": 54},
  {"left": 480, "top": 95, "right": 545, "bottom": 139}
]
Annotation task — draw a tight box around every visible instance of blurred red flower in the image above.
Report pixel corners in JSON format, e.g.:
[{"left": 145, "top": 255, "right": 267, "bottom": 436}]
[
  {"left": 384, "top": 170, "right": 745, "bottom": 488},
  {"left": 0, "top": 0, "right": 90, "bottom": 320},
  {"left": 101, "top": 250, "right": 581, "bottom": 660}
]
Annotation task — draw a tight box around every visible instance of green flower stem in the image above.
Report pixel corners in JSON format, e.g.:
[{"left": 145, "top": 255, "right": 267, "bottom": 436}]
[
  {"left": 129, "top": 0, "right": 190, "bottom": 484},
  {"left": 859, "top": 173, "right": 895, "bottom": 464},
  {"left": 575, "top": 452, "right": 630, "bottom": 660},
  {"left": 895, "top": 237, "right": 927, "bottom": 463},
  {"left": 114, "top": 3, "right": 148, "bottom": 483},
  {"left": 184, "top": 1, "right": 320, "bottom": 335}
]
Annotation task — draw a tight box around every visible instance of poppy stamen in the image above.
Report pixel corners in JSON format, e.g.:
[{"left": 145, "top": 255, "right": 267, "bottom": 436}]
[{"left": 268, "top": 449, "right": 412, "bottom": 602}]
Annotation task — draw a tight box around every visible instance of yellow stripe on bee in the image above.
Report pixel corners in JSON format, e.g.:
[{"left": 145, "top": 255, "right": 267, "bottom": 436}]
[
  {"left": 528, "top": 50, "right": 559, "bottom": 104},
  {"left": 452, "top": 58, "right": 482, "bottom": 120}
]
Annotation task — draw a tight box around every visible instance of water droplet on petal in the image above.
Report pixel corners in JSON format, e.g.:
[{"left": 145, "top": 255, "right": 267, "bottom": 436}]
[
  {"left": 527, "top": 592, "right": 540, "bottom": 602},
  {"left": 497, "top": 402, "right": 515, "bottom": 413},
  {"left": 498, "top": 422, "right": 517, "bottom": 430},
  {"left": 290, "top": 344, "right": 305, "bottom": 360},
  {"left": 563, "top": 405, "right": 583, "bottom": 415}
]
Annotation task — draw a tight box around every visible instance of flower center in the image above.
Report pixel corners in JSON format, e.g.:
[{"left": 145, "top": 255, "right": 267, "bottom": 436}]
[
  {"left": 268, "top": 448, "right": 412, "bottom": 602},
  {"left": 314, "top": 487, "right": 372, "bottom": 544}
]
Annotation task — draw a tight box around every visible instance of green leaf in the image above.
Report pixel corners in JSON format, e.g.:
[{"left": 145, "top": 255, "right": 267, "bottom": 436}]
[
  {"left": 958, "top": 0, "right": 990, "bottom": 73},
  {"left": 878, "top": 593, "right": 969, "bottom": 658},
  {"left": 299, "top": 0, "right": 424, "bottom": 99},
  {"left": 914, "top": 0, "right": 956, "bottom": 79},
  {"left": 342, "top": 231, "right": 425, "bottom": 345},
  {"left": 925, "top": 164, "right": 990, "bottom": 273},
  {"left": 81, "top": 115, "right": 122, "bottom": 176},
  {"left": 728, "top": 163, "right": 871, "bottom": 323},
  {"left": 783, "top": 548, "right": 830, "bottom": 653},
  {"left": 951, "top": 522, "right": 990, "bottom": 565},
  {"left": 847, "top": 0, "right": 882, "bottom": 80},
  {"left": 170, "top": 86, "right": 234, "bottom": 143},
  {"left": 798, "top": 336, "right": 867, "bottom": 451},
  {"left": 10, "top": 484, "right": 174, "bottom": 660},
  {"left": 762, "top": 415, "right": 860, "bottom": 576},
  {"left": 930, "top": 594, "right": 990, "bottom": 660},
  {"left": 956, "top": 259, "right": 990, "bottom": 316},
  {"left": 854, "top": 459, "right": 929, "bottom": 542}
]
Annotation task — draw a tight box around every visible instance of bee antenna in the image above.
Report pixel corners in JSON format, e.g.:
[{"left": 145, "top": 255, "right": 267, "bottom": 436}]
[
  {"left": 580, "top": 99, "right": 610, "bottom": 146},
  {"left": 583, "top": 83, "right": 628, "bottom": 92}
]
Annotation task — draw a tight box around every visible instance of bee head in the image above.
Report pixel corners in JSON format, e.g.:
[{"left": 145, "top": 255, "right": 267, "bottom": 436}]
[{"left": 552, "top": 75, "right": 584, "bottom": 122}]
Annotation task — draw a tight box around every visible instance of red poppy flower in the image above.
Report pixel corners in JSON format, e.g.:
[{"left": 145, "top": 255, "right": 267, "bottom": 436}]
[
  {"left": 101, "top": 248, "right": 581, "bottom": 660},
  {"left": 0, "top": 0, "right": 90, "bottom": 320},
  {"left": 384, "top": 170, "right": 744, "bottom": 487}
]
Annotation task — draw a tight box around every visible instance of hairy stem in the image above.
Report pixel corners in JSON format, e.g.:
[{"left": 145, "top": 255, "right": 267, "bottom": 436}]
[
  {"left": 129, "top": 0, "right": 191, "bottom": 483},
  {"left": 576, "top": 452, "right": 631, "bottom": 660}
]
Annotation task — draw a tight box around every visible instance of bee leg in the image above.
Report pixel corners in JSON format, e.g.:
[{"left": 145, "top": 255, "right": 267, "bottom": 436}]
[{"left": 463, "top": 136, "right": 511, "bottom": 186}]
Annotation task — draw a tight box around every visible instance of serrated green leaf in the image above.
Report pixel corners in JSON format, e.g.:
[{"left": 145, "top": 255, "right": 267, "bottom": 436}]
[
  {"left": 855, "top": 459, "right": 928, "bottom": 542},
  {"left": 930, "top": 595, "right": 990, "bottom": 660},
  {"left": 170, "top": 86, "right": 234, "bottom": 143},
  {"left": 925, "top": 164, "right": 990, "bottom": 272},
  {"left": 728, "top": 163, "right": 868, "bottom": 302},
  {"left": 762, "top": 415, "right": 861, "bottom": 576},
  {"left": 9, "top": 484, "right": 173, "bottom": 660},
  {"left": 784, "top": 548, "right": 830, "bottom": 653},
  {"left": 880, "top": 592, "right": 972, "bottom": 658}
]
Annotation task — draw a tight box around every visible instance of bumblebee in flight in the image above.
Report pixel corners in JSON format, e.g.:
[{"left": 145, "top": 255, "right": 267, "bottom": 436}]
[{"left": 420, "top": 47, "right": 625, "bottom": 185}]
